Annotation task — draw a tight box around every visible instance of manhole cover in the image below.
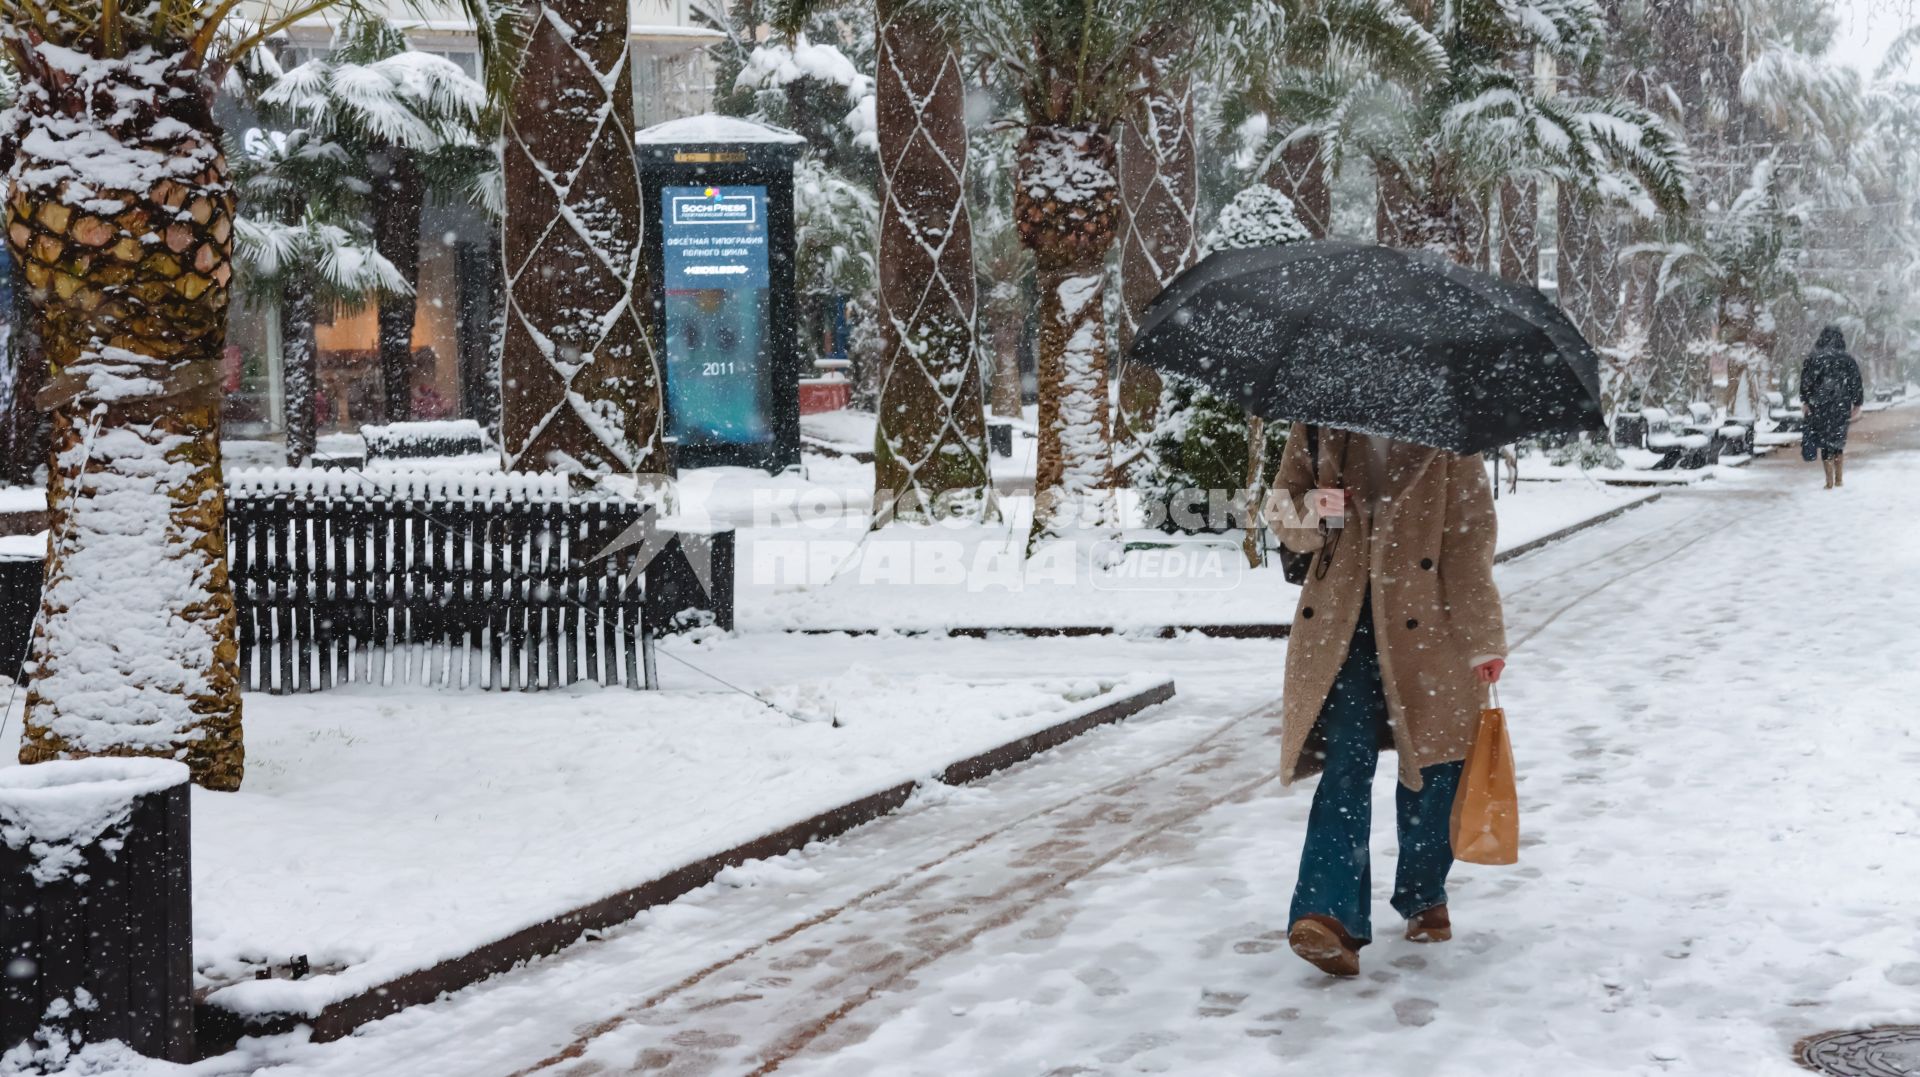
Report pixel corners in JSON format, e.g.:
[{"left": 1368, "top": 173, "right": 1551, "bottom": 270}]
[{"left": 1798, "top": 1027, "right": 1920, "bottom": 1076}]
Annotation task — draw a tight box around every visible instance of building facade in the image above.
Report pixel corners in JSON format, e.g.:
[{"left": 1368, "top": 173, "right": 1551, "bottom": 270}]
[{"left": 221, "top": 0, "right": 722, "bottom": 443}]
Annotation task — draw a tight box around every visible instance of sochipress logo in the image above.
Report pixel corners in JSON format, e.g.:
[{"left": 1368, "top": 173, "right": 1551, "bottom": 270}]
[{"left": 672, "top": 188, "right": 757, "bottom": 226}]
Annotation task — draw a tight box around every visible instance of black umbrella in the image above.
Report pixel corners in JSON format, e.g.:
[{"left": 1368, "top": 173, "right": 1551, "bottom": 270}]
[{"left": 1126, "top": 239, "right": 1605, "bottom": 454}]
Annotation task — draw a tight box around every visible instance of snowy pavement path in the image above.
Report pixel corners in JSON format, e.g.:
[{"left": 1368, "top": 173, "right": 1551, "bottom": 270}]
[{"left": 239, "top": 409, "right": 1920, "bottom": 1077}]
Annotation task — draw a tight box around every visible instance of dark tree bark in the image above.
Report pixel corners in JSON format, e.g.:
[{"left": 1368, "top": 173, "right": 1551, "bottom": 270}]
[
  {"left": 1498, "top": 179, "right": 1539, "bottom": 286},
  {"left": 1113, "top": 47, "right": 1198, "bottom": 478},
  {"left": 1, "top": 258, "right": 49, "bottom": 485},
  {"left": 869, "top": 0, "right": 992, "bottom": 523},
  {"left": 1262, "top": 136, "right": 1331, "bottom": 239},
  {"left": 501, "top": 0, "right": 666, "bottom": 477},
  {"left": 373, "top": 149, "right": 425, "bottom": 423},
  {"left": 280, "top": 274, "right": 318, "bottom": 464}
]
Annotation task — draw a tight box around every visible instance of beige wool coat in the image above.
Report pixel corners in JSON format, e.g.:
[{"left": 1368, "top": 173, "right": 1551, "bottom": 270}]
[{"left": 1263, "top": 425, "right": 1508, "bottom": 791}]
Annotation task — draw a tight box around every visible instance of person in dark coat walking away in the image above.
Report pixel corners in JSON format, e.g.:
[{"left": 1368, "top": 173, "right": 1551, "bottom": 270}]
[{"left": 1799, "top": 326, "right": 1864, "bottom": 488}]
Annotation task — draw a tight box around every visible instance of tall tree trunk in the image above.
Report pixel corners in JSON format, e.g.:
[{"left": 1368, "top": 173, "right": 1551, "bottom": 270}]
[
  {"left": 281, "top": 274, "right": 318, "bottom": 464},
  {"left": 1241, "top": 415, "right": 1266, "bottom": 568},
  {"left": 1262, "top": 136, "right": 1331, "bottom": 239},
  {"left": 869, "top": 0, "right": 992, "bottom": 524},
  {"left": 457, "top": 235, "right": 504, "bottom": 443},
  {"left": 985, "top": 283, "right": 1025, "bottom": 419},
  {"left": 1113, "top": 45, "right": 1199, "bottom": 479},
  {"left": 1498, "top": 179, "right": 1538, "bottom": 286},
  {"left": 7, "top": 50, "right": 244, "bottom": 790},
  {"left": 373, "top": 148, "right": 424, "bottom": 424},
  {"left": 501, "top": 0, "right": 667, "bottom": 479},
  {"left": 1017, "top": 126, "right": 1119, "bottom": 551},
  {"left": 1, "top": 257, "right": 49, "bottom": 485},
  {"left": 1376, "top": 159, "right": 1473, "bottom": 264},
  {"left": 1555, "top": 191, "right": 1619, "bottom": 346}
]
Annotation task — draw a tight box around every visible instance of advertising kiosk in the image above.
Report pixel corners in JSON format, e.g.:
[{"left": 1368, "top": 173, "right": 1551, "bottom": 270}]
[{"left": 635, "top": 114, "right": 807, "bottom": 472}]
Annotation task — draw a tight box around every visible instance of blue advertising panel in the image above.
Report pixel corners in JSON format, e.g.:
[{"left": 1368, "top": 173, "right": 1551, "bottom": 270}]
[{"left": 662, "top": 185, "right": 774, "bottom": 446}]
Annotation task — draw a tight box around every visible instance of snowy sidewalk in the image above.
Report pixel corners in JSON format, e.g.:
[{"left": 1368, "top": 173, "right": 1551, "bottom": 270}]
[{"left": 195, "top": 404, "right": 1920, "bottom": 1077}]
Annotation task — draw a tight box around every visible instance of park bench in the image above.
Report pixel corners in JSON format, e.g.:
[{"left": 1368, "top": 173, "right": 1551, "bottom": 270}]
[
  {"left": 1686, "top": 402, "right": 1753, "bottom": 458},
  {"left": 225, "top": 469, "right": 733, "bottom": 693},
  {"left": 1611, "top": 407, "right": 1648, "bottom": 450},
  {"left": 1640, "top": 407, "right": 1713, "bottom": 469},
  {"left": 1765, "top": 391, "right": 1803, "bottom": 432}
]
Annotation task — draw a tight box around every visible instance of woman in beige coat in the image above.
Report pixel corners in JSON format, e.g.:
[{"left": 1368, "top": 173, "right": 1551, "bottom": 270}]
[{"left": 1262, "top": 423, "right": 1508, "bottom": 977}]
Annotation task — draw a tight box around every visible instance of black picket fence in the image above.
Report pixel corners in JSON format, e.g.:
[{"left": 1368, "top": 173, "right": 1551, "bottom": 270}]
[
  {"left": 225, "top": 471, "right": 732, "bottom": 693},
  {"left": 0, "top": 471, "right": 733, "bottom": 692}
]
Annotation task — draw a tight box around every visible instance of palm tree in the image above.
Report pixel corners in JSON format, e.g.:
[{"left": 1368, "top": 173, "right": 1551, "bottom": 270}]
[
  {"left": 459, "top": 0, "right": 668, "bottom": 480},
  {"left": 1631, "top": 156, "right": 1807, "bottom": 415},
  {"left": 925, "top": 0, "right": 1273, "bottom": 551},
  {"left": 769, "top": 0, "right": 995, "bottom": 525},
  {"left": 231, "top": 127, "right": 411, "bottom": 462},
  {"left": 2, "top": 0, "right": 340, "bottom": 789},
  {"left": 256, "top": 17, "right": 492, "bottom": 424},
  {"left": 1240, "top": 0, "right": 1447, "bottom": 239},
  {"left": 1115, "top": 0, "right": 1444, "bottom": 474}
]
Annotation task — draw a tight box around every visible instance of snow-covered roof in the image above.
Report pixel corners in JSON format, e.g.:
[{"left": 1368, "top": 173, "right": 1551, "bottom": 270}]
[{"left": 635, "top": 113, "right": 808, "bottom": 147}]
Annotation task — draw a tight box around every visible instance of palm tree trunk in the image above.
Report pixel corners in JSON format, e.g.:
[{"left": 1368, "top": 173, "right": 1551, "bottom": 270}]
[
  {"left": 985, "top": 284, "right": 1025, "bottom": 420},
  {"left": 8, "top": 50, "right": 244, "bottom": 789},
  {"left": 1017, "top": 126, "right": 1120, "bottom": 551},
  {"left": 1555, "top": 191, "right": 1619, "bottom": 347},
  {"left": 1498, "top": 179, "right": 1539, "bottom": 286},
  {"left": 501, "top": 0, "right": 667, "bottom": 478},
  {"left": 373, "top": 148, "right": 424, "bottom": 423},
  {"left": 1113, "top": 48, "right": 1199, "bottom": 480},
  {"left": 1262, "top": 136, "right": 1331, "bottom": 239},
  {"left": 1, "top": 257, "right": 48, "bottom": 485},
  {"left": 1241, "top": 415, "right": 1266, "bottom": 568},
  {"left": 870, "top": 0, "right": 992, "bottom": 524},
  {"left": 1375, "top": 159, "right": 1473, "bottom": 264},
  {"left": 281, "top": 274, "right": 319, "bottom": 464}
]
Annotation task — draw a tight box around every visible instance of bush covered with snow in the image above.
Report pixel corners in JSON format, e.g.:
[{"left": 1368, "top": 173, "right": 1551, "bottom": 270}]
[
  {"left": 1203, "top": 186, "right": 1313, "bottom": 253},
  {"left": 1548, "top": 437, "right": 1626, "bottom": 470}
]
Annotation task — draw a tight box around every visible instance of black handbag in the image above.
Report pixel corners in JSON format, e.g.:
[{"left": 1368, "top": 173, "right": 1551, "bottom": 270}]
[{"left": 1280, "top": 425, "right": 1321, "bottom": 586}]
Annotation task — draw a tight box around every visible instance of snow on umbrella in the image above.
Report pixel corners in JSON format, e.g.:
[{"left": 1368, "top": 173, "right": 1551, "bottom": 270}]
[{"left": 1126, "top": 240, "right": 1606, "bottom": 454}]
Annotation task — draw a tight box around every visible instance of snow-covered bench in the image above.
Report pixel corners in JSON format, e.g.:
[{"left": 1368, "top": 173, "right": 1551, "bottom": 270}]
[
  {"left": 1642, "top": 408, "right": 1712, "bottom": 469},
  {"left": 1685, "top": 402, "right": 1752, "bottom": 458},
  {"left": 224, "top": 469, "right": 732, "bottom": 693},
  {"left": 1765, "top": 391, "right": 1803, "bottom": 433}
]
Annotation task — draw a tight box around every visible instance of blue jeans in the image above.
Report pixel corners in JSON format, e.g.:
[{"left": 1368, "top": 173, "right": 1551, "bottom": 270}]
[{"left": 1289, "top": 601, "right": 1464, "bottom": 945}]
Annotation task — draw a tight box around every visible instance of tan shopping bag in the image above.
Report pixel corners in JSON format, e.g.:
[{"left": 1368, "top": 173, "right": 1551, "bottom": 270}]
[{"left": 1450, "top": 687, "right": 1519, "bottom": 865}]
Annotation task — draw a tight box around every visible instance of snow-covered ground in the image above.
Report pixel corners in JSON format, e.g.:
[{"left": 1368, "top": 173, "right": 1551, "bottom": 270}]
[
  {"left": 157, "top": 404, "right": 1920, "bottom": 1077},
  {"left": 4, "top": 672, "right": 1171, "bottom": 1023},
  {"left": 735, "top": 480, "right": 1653, "bottom": 631}
]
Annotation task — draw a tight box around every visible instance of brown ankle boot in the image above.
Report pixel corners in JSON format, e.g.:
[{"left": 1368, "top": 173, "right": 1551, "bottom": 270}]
[
  {"left": 1834, "top": 456, "right": 1845, "bottom": 486},
  {"left": 1822, "top": 457, "right": 1835, "bottom": 489},
  {"left": 1405, "top": 904, "right": 1452, "bottom": 943},
  {"left": 1289, "top": 916, "right": 1361, "bottom": 977}
]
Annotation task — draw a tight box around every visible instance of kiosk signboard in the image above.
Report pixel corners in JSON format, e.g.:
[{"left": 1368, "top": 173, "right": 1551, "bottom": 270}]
[{"left": 661, "top": 184, "right": 774, "bottom": 448}]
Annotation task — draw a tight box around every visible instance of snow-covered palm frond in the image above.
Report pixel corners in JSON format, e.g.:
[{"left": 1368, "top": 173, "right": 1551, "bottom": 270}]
[
  {"left": 258, "top": 58, "right": 338, "bottom": 123},
  {"left": 232, "top": 216, "right": 306, "bottom": 279},
  {"left": 1489, "top": 0, "right": 1604, "bottom": 64},
  {"left": 258, "top": 19, "right": 487, "bottom": 154},
  {"left": 793, "top": 153, "right": 877, "bottom": 297},
  {"left": 914, "top": 0, "right": 1256, "bottom": 125},
  {"left": 1740, "top": 43, "right": 1862, "bottom": 150},
  {"left": 312, "top": 222, "right": 412, "bottom": 297},
  {"left": 1876, "top": 24, "right": 1920, "bottom": 81},
  {"left": 1571, "top": 98, "right": 1692, "bottom": 213}
]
